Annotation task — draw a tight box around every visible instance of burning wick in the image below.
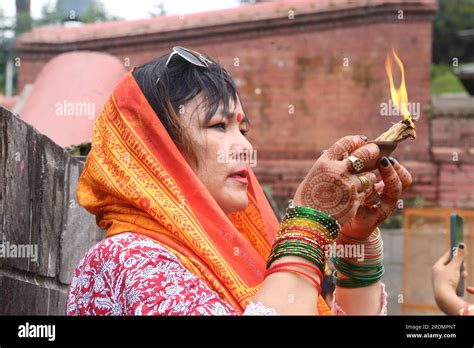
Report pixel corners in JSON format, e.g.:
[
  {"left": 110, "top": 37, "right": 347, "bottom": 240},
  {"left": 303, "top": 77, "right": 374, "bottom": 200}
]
[{"left": 375, "top": 49, "right": 416, "bottom": 143}]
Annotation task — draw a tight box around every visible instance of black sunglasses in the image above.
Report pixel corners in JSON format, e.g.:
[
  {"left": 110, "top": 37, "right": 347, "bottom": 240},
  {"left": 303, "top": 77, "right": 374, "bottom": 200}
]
[{"left": 156, "top": 46, "right": 213, "bottom": 85}]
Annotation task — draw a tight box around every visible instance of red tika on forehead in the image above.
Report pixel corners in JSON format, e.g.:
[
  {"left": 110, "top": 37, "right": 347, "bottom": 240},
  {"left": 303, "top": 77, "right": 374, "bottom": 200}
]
[{"left": 236, "top": 113, "right": 243, "bottom": 122}]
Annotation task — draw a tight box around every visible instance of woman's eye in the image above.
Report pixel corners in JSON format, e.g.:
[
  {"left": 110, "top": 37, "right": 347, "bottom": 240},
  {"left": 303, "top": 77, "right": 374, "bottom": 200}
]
[
  {"left": 210, "top": 122, "right": 248, "bottom": 136},
  {"left": 211, "top": 122, "right": 226, "bottom": 131}
]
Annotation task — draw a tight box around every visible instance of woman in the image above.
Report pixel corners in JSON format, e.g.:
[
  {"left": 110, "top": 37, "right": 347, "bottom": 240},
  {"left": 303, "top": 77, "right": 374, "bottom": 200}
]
[
  {"left": 66, "top": 47, "right": 412, "bottom": 315},
  {"left": 432, "top": 244, "right": 474, "bottom": 315}
]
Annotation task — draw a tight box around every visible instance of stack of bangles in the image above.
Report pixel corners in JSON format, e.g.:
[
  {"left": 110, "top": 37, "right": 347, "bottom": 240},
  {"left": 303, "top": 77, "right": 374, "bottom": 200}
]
[
  {"left": 265, "top": 200, "right": 341, "bottom": 295},
  {"left": 331, "top": 227, "right": 385, "bottom": 288}
]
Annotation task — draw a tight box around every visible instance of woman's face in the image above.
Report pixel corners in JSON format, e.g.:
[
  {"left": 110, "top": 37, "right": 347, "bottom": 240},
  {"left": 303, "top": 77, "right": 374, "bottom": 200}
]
[{"left": 181, "top": 95, "right": 253, "bottom": 215}]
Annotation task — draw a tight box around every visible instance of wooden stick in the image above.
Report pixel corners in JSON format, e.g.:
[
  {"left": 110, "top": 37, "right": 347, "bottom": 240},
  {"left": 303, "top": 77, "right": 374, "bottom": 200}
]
[{"left": 375, "top": 119, "right": 416, "bottom": 143}]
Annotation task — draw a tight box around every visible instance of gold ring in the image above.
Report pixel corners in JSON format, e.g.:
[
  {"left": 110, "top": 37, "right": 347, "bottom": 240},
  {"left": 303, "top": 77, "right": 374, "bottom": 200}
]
[
  {"left": 347, "top": 155, "right": 365, "bottom": 173},
  {"left": 356, "top": 175, "right": 370, "bottom": 191},
  {"left": 371, "top": 201, "right": 382, "bottom": 209}
]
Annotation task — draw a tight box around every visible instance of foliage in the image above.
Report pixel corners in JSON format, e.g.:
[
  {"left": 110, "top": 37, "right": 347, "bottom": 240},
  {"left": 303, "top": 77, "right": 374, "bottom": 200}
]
[
  {"left": 36, "top": 0, "right": 120, "bottom": 25},
  {"left": 66, "top": 142, "right": 92, "bottom": 156},
  {"left": 433, "top": 0, "right": 474, "bottom": 64},
  {"left": 431, "top": 64, "right": 467, "bottom": 95},
  {"left": 0, "top": 8, "right": 13, "bottom": 94},
  {"left": 0, "top": 0, "right": 120, "bottom": 95}
]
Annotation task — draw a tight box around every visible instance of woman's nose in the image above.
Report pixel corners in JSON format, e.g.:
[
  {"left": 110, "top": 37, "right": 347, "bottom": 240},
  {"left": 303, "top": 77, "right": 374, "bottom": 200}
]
[{"left": 231, "top": 137, "right": 253, "bottom": 164}]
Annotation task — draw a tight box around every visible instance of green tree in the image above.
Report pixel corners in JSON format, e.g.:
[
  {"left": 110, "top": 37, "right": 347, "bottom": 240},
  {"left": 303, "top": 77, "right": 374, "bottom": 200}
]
[
  {"left": 433, "top": 0, "right": 474, "bottom": 64},
  {"left": 150, "top": 1, "right": 166, "bottom": 17},
  {"left": 37, "top": 0, "right": 120, "bottom": 25},
  {"left": 15, "top": 0, "right": 32, "bottom": 36},
  {"left": 0, "top": 7, "right": 11, "bottom": 95},
  {"left": 0, "top": 0, "right": 120, "bottom": 96},
  {"left": 0, "top": 0, "right": 28, "bottom": 95}
]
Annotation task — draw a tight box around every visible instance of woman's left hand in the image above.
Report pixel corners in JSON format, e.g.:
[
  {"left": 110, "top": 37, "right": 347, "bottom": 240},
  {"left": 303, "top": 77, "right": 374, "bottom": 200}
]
[
  {"left": 340, "top": 156, "right": 412, "bottom": 240},
  {"left": 431, "top": 246, "right": 474, "bottom": 315}
]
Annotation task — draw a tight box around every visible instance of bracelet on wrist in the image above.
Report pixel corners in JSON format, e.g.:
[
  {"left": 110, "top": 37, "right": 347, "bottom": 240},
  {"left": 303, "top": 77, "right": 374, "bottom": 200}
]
[
  {"left": 331, "top": 227, "right": 385, "bottom": 288},
  {"left": 266, "top": 200, "right": 341, "bottom": 276},
  {"left": 264, "top": 261, "right": 323, "bottom": 294}
]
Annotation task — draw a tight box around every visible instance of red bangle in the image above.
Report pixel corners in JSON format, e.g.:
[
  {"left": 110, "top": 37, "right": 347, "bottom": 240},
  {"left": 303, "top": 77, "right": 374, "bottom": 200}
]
[
  {"left": 264, "top": 267, "right": 322, "bottom": 295},
  {"left": 280, "top": 226, "right": 330, "bottom": 244},
  {"left": 274, "top": 235, "right": 324, "bottom": 251},
  {"left": 276, "top": 230, "right": 330, "bottom": 250},
  {"left": 269, "top": 261, "right": 324, "bottom": 281}
]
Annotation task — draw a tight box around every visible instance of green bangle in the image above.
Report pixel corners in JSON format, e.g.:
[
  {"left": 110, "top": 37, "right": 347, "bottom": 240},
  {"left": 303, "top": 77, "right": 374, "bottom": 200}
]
[
  {"left": 268, "top": 240, "right": 326, "bottom": 272},
  {"left": 336, "top": 267, "right": 385, "bottom": 282},
  {"left": 289, "top": 204, "right": 339, "bottom": 227},
  {"left": 270, "top": 241, "right": 326, "bottom": 265},
  {"left": 333, "top": 270, "right": 384, "bottom": 288},
  {"left": 333, "top": 257, "right": 383, "bottom": 272},
  {"left": 332, "top": 258, "right": 384, "bottom": 279},
  {"left": 285, "top": 201, "right": 341, "bottom": 238}
]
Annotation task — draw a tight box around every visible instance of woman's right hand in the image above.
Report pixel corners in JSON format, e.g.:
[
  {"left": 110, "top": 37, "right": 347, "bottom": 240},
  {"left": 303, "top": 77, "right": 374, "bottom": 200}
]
[{"left": 293, "top": 135, "right": 380, "bottom": 226}]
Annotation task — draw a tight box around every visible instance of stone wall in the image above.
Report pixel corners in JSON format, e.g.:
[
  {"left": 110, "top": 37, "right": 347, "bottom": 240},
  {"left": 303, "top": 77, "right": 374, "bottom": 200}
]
[{"left": 0, "top": 106, "right": 104, "bottom": 315}]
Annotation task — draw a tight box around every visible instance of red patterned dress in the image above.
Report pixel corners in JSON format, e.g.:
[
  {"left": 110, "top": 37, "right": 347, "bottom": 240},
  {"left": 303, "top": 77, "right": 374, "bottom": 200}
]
[{"left": 66, "top": 232, "right": 387, "bottom": 315}]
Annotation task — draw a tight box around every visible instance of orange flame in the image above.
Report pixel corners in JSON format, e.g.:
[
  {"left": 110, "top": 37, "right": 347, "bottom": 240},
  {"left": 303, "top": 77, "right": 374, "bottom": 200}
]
[{"left": 385, "top": 49, "right": 415, "bottom": 128}]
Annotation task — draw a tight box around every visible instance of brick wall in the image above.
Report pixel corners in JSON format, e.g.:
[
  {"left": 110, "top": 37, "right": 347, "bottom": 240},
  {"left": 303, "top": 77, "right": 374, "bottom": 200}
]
[
  {"left": 16, "top": 3, "right": 435, "bottom": 161},
  {"left": 15, "top": 1, "right": 444, "bottom": 209},
  {"left": 431, "top": 95, "right": 474, "bottom": 209}
]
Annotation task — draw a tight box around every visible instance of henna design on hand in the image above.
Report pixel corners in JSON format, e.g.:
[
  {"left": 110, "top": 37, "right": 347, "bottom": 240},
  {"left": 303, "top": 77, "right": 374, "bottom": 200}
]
[
  {"left": 300, "top": 167, "right": 356, "bottom": 222},
  {"left": 380, "top": 175, "right": 402, "bottom": 205},
  {"left": 364, "top": 187, "right": 381, "bottom": 207},
  {"left": 326, "top": 135, "right": 367, "bottom": 161},
  {"left": 390, "top": 159, "right": 413, "bottom": 190},
  {"left": 349, "top": 143, "right": 380, "bottom": 165},
  {"left": 373, "top": 206, "right": 394, "bottom": 226},
  {"left": 326, "top": 138, "right": 353, "bottom": 161},
  {"left": 342, "top": 159, "right": 413, "bottom": 239}
]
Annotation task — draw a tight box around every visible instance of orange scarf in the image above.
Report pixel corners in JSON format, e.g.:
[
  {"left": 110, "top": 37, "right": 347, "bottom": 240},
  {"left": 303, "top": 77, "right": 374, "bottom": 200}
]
[{"left": 77, "top": 71, "right": 331, "bottom": 315}]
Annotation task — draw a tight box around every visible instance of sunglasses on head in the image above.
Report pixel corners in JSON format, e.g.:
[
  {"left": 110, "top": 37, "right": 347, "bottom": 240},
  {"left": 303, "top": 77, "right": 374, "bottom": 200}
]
[{"left": 156, "top": 46, "right": 213, "bottom": 85}]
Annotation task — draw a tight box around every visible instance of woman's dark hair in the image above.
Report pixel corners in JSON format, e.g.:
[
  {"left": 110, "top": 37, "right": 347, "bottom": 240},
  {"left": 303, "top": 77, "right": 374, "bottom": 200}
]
[{"left": 132, "top": 50, "right": 245, "bottom": 167}]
